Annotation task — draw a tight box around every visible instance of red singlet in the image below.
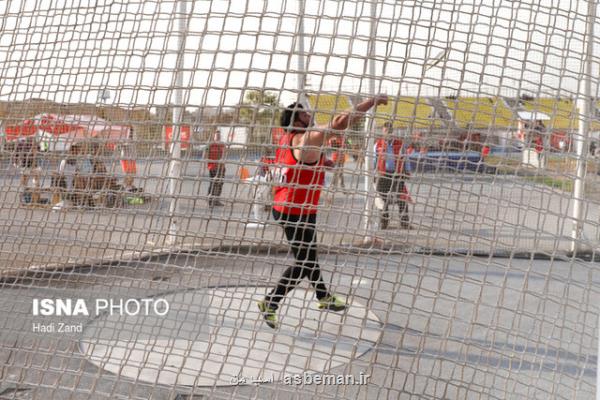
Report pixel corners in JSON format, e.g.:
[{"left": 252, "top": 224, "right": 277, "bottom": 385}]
[{"left": 272, "top": 132, "right": 325, "bottom": 215}]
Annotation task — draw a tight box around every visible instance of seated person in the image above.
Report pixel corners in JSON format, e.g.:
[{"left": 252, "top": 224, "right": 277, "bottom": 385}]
[
  {"left": 56, "top": 143, "right": 120, "bottom": 207},
  {"left": 13, "top": 136, "right": 41, "bottom": 203}
]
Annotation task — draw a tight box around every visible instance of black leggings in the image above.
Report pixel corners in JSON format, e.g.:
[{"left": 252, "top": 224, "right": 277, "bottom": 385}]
[
  {"left": 207, "top": 166, "right": 225, "bottom": 197},
  {"left": 265, "top": 209, "right": 330, "bottom": 310},
  {"left": 376, "top": 173, "right": 409, "bottom": 222}
]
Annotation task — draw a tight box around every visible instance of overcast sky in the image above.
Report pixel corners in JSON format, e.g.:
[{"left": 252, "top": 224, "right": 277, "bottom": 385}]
[{"left": 0, "top": 0, "right": 598, "bottom": 110}]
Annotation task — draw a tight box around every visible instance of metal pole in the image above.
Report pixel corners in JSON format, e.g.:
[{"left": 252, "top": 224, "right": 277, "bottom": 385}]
[
  {"left": 297, "top": 0, "right": 306, "bottom": 101},
  {"left": 362, "top": 0, "right": 377, "bottom": 239},
  {"left": 577, "top": 3, "right": 600, "bottom": 398},
  {"left": 166, "top": 0, "right": 187, "bottom": 245},
  {"left": 571, "top": 0, "right": 595, "bottom": 255},
  {"left": 597, "top": 309, "right": 600, "bottom": 400},
  {"left": 597, "top": 310, "right": 600, "bottom": 400}
]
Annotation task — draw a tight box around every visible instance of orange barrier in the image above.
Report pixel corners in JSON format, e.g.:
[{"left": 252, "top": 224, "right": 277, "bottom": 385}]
[
  {"left": 239, "top": 166, "right": 250, "bottom": 180},
  {"left": 121, "top": 160, "right": 137, "bottom": 174}
]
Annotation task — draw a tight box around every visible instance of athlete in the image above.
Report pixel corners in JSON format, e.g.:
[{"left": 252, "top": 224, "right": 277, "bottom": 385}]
[{"left": 258, "top": 94, "right": 388, "bottom": 329}]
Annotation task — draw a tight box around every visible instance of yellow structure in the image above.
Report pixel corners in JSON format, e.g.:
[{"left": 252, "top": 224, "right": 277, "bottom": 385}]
[
  {"left": 306, "top": 94, "right": 439, "bottom": 129},
  {"left": 306, "top": 94, "right": 352, "bottom": 126},
  {"left": 445, "top": 97, "right": 515, "bottom": 129},
  {"left": 305, "top": 94, "right": 599, "bottom": 131},
  {"left": 520, "top": 98, "right": 581, "bottom": 130},
  {"left": 374, "top": 96, "right": 440, "bottom": 129}
]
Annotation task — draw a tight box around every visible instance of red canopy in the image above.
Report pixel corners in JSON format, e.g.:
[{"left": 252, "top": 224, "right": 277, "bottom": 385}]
[
  {"left": 4, "top": 119, "right": 37, "bottom": 141},
  {"left": 3, "top": 114, "right": 130, "bottom": 151},
  {"left": 37, "top": 114, "right": 81, "bottom": 136}
]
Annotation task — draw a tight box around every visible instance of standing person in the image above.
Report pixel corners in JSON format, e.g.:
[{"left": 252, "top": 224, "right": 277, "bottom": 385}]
[
  {"left": 120, "top": 126, "right": 139, "bottom": 192},
  {"left": 249, "top": 155, "right": 275, "bottom": 224},
  {"left": 592, "top": 141, "right": 600, "bottom": 175},
  {"left": 73, "top": 143, "right": 95, "bottom": 207},
  {"left": 206, "top": 130, "right": 226, "bottom": 207},
  {"left": 347, "top": 137, "right": 359, "bottom": 162},
  {"left": 329, "top": 135, "right": 346, "bottom": 190},
  {"left": 374, "top": 121, "right": 411, "bottom": 230},
  {"left": 54, "top": 145, "right": 78, "bottom": 209},
  {"left": 258, "top": 94, "right": 388, "bottom": 329},
  {"left": 533, "top": 120, "right": 545, "bottom": 167}
]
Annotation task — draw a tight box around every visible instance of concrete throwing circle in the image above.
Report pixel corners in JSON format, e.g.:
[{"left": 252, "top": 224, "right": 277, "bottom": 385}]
[{"left": 79, "top": 286, "right": 382, "bottom": 387}]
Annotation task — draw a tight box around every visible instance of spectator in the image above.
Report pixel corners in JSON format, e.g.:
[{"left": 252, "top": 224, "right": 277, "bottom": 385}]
[
  {"left": 534, "top": 134, "right": 544, "bottom": 166},
  {"left": 374, "top": 121, "right": 411, "bottom": 230},
  {"left": 206, "top": 130, "right": 226, "bottom": 207},
  {"left": 534, "top": 120, "right": 546, "bottom": 164},
  {"left": 329, "top": 135, "right": 346, "bottom": 190},
  {"left": 122, "top": 126, "right": 138, "bottom": 191},
  {"left": 251, "top": 156, "right": 275, "bottom": 222},
  {"left": 71, "top": 143, "right": 95, "bottom": 207},
  {"left": 347, "top": 137, "right": 359, "bottom": 162},
  {"left": 13, "top": 136, "right": 41, "bottom": 204},
  {"left": 55, "top": 147, "right": 77, "bottom": 208},
  {"left": 482, "top": 145, "right": 491, "bottom": 157}
]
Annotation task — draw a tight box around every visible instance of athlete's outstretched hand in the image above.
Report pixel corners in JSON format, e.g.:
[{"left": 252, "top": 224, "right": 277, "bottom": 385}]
[{"left": 374, "top": 94, "right": 388, "bottom": 106}]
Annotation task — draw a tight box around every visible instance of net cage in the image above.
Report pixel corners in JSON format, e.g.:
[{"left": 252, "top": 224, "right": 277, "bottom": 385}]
[{"left": 1, "top": 0, "right": 600, "bottom": 399}]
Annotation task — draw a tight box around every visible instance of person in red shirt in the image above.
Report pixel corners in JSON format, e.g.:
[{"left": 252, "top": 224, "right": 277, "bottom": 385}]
[
  {"left": 533, "top": 120, "right": 545, "bottom": 166},
  {"left": 258, "top": 94, "right": 388, "bottom": 329},
  {"left": 481, "top": 145, "right": 490, "bottom": 158},
  {"left": 374, "top": 121, "right": 410, "bottom": 230},
  {"left": 206, "top": 130, "right": 226, "bottom": 207},
  {"left": 534, "top": 134, "right": 543, "bottom": 153}
]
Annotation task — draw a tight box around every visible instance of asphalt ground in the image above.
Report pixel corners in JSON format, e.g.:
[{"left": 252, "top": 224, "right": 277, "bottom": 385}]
[{"left": 0, "top": 252, "right": 597, "bottom": 399}]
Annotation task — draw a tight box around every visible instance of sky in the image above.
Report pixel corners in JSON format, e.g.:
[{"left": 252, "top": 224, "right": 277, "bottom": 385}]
[{"left": 0, "top": 0, "right": 598, "bottom": 110}]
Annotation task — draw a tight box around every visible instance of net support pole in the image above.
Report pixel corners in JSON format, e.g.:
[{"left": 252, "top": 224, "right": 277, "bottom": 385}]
[
  {"left": 575, "top": 3, "right": 600, "bottom": 396},
  {"left": 598, "top": 311, "right": 600, "bottom": 400},
  {"left": 297, "top": 0, "right": 306, "bottom": 102},
  {"left": 166, "top": 0, "right": 187, "bottom": 246},
  {"left": 571, "top": 0, "right": 595, "bottom": 256},
  {"left": 362, "top": 0, "right": 377, "bottom": 240}
]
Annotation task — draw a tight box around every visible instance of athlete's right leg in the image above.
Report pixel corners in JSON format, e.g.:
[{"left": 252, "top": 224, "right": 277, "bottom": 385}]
[{"left": 258, "top": 211, "right": 306, "bottom": 328}]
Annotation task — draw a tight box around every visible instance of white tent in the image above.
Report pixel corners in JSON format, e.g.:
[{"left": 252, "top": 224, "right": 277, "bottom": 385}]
[{"left": 517, "top": 111, "right": 551, "bottom": 121}]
